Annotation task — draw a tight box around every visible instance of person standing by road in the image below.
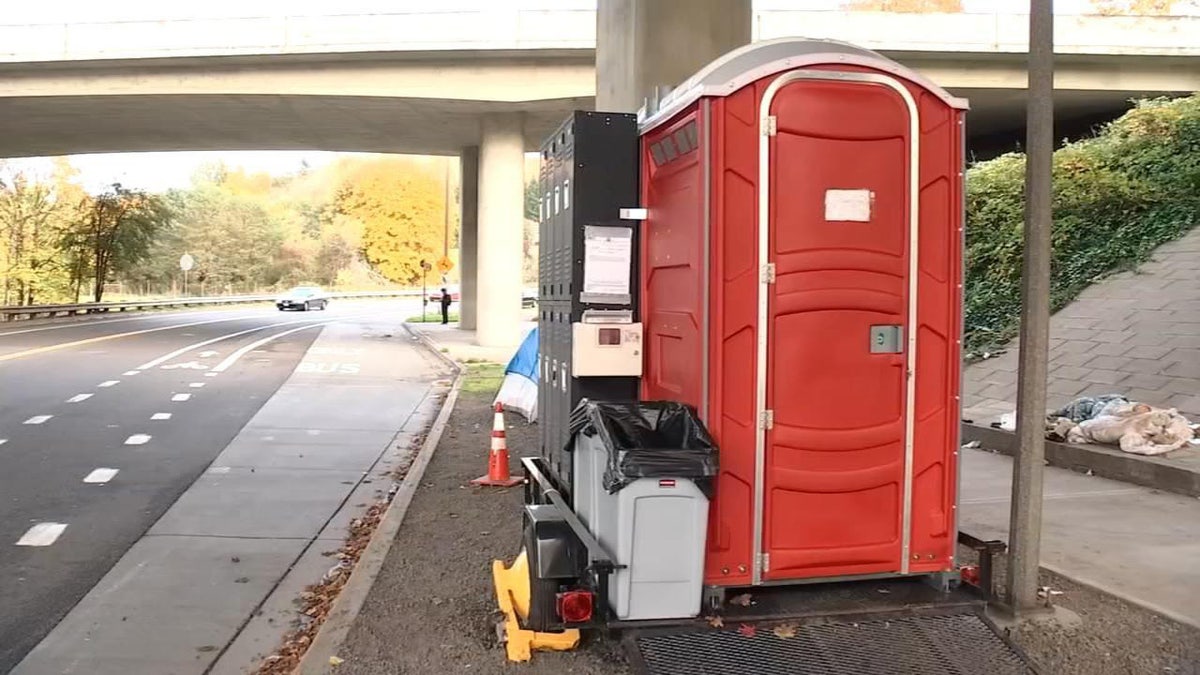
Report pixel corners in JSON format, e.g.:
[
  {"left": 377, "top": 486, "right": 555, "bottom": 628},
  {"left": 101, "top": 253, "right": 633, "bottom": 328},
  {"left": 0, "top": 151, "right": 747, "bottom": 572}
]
[{"left": 440, "top": 287, "right": 453, "bottom": 325}]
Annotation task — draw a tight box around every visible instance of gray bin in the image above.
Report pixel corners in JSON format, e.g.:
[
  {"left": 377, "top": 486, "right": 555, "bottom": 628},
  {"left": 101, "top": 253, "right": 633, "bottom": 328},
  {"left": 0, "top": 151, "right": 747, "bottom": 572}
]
[{"left": 568, "top": 401, "right": 717, "bottom": 621}]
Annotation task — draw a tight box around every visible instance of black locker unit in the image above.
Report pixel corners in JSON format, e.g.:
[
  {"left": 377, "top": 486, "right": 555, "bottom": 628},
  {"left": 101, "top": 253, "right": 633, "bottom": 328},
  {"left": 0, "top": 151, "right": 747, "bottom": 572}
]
[{"left": 537, "top": 111, "right": 640, "bottom": 498}]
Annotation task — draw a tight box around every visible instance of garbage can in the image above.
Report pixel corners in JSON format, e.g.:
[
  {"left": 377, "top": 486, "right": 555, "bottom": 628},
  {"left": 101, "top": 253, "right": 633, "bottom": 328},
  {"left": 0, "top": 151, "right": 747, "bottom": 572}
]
[{"left": 568, "top": 400, "right": 718, "bottom": 621}]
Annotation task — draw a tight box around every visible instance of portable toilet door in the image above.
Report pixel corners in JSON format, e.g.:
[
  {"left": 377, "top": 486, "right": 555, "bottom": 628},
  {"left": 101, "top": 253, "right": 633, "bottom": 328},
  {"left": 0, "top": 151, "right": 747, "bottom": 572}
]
[
  {"left": 639, "top": 38, "right": 970, "bottom": 587},
  {"left": 758, "top": 69, "right": 923, "bottom": 582}
]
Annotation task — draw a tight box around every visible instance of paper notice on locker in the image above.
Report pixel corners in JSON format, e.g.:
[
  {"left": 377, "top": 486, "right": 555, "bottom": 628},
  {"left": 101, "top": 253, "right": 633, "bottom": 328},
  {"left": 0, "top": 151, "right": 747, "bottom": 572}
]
[{"left": 582, "top": 225, "right": 633, "bottom": 302}]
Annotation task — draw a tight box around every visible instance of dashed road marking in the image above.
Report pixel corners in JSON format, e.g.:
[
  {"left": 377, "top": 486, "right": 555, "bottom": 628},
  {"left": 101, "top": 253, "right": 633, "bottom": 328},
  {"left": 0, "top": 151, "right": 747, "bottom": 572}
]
[
  {"left": 151, "top": 413, "right": 172, "bottom": 421},
  {"left": 98, "top": 380, "right": 120, "bottom": 388},
  {"left": 199, "top": 350, "right": 219, "bottom": 358},
  {"left": 205, "top": 372, "right": 219, "bottom": 377},
  {"left": 124, "top": 434, "right": 152, "bottom": 445},
  {"left": 66, "top": 394, "right": 93, "bottom": 403},
  {"left": 16, "top": 523, "right": 67, "bottom": 546},
  {"left": 189, "top": 382, "right": 206, "bottom": 388},
  {"left": 0, "top": 439, "right": 7, "bottom": 446},
  {"left": 123, "top": 370, "right": 140, "bottom": 376},
  {"left": 208, "top": 466, "right": 231, "bottom": 474},
  {"left": 172, "top": 393, "right": 192, "bottom": 402},
  {"left": 83, "top": 468, "right": 119, "bottom": 484},
  {"left": 24, "top": 415, "right": 52, "bottom": 425}
]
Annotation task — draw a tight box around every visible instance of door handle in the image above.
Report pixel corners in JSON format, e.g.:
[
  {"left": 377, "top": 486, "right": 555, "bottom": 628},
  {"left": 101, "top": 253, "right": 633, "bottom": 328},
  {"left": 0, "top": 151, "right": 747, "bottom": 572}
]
[{"left": 869, "top": 325, "right": 904, "bottom": 354}]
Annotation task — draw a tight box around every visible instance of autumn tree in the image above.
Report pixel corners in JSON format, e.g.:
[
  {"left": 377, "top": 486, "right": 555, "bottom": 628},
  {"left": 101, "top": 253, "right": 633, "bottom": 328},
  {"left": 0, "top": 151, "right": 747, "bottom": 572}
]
[
  {"left": 1089, "top": 0, "right": 1178, "bottom": 14},
  {"left": 65, "top": 184, "right": 171, "bottom": 302},
  {"left": 843, "top": 0, "right": 963, "bottom": 11},
  {"left": 0, "top": 160, "right": 87, "bottom": 305},
  {"left": 331, "top": 159, "right": 445, "bottom": 286}
]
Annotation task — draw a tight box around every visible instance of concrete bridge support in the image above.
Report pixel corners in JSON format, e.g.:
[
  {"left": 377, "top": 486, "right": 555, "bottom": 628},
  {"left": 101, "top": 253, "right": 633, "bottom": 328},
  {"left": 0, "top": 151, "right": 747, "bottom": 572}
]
[
  {"left": 473, "top": 113, "right": 526, "bottom": 347},
  {"left": 596, "top": 0, "right": 752, "bottom": 113},
  {"left": 458, "top": 146, "right": 479, "bottom": 331}
]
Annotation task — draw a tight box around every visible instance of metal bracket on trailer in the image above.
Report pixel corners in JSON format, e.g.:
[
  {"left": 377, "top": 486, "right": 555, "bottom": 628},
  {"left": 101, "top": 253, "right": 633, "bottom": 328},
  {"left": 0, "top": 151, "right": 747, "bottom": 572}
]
[{"left": 521, "top": 456, "right": 625, "bottom": 625}]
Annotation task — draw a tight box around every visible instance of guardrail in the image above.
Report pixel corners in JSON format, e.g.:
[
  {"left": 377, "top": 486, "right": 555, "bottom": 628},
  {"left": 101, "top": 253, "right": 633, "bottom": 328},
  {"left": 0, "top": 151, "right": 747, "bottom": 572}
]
[{"left": 0, "top": 290, "right": 422, "bottom": 322}]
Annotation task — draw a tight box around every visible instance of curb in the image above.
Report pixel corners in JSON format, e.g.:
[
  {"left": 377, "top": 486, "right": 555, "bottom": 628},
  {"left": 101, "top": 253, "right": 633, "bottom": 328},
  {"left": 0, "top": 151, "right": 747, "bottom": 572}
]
[
  {"left": 295, "top": 326, "right": 464, "bottom": 674},
  {"left": 1040, "top": 562, "right": 1200, "bottom": 631},
  {"left": 962, "top": 423, "right": 1200, "bottom": 499}
]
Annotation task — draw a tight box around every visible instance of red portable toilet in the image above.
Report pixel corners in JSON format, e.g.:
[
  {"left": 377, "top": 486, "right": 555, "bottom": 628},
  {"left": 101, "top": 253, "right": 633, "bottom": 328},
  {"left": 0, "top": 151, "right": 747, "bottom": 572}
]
[{"left": 637, "top": 38, "right": 969, "bottom": 590}]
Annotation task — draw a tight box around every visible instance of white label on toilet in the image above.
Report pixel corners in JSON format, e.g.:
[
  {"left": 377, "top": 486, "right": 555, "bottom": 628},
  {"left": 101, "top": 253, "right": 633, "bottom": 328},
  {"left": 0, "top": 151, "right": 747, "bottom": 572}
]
[{"left": 825, "top": 189, "right": 873, "bottom": 222}]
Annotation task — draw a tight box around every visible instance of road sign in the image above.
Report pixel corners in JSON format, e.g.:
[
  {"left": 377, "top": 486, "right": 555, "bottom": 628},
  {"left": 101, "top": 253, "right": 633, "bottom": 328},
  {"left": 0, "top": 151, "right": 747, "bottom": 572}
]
[
  {"left": 179, "top": 254, "right": 195, "bottom": 272},
  {"left": 436, "top": 256, "right": 454, "bottom": 273}
]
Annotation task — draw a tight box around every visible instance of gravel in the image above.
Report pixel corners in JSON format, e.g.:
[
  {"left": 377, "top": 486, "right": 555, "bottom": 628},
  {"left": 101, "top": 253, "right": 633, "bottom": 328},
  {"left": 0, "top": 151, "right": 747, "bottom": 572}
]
[
  {"left": 336, "top": 386, "right": 1200, "bottom": 674},
  {"left": 336, "top": 391, "right": 629, "bottom": 674},
  {"left": 959, "top": 546, "right": 1200, "bottom": 674}
]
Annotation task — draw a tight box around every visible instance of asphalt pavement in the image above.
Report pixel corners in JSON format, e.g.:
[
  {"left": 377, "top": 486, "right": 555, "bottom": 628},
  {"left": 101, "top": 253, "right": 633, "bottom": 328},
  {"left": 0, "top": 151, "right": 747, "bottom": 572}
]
[{"left": 0, "top": 300, "right": 425, "bottom": 673}]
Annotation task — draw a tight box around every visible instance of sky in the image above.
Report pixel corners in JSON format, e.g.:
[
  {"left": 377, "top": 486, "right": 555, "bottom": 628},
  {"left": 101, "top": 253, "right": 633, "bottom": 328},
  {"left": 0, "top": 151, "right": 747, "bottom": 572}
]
[{"left": 4, "top": 0, "right": 1197, "bottom": 192}]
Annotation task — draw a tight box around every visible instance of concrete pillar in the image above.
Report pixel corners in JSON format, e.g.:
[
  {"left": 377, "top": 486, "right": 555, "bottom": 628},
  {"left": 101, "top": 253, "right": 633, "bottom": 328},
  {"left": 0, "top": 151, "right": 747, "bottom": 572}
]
[
  {"left": 475, "top": 114, "right": 525, "bottom": 347},
  {"left": 596, "top": 0, "right": 752, "bottom": 113},
  {"left": 458, "top": 146, "right": 479, "bottom": 331}
]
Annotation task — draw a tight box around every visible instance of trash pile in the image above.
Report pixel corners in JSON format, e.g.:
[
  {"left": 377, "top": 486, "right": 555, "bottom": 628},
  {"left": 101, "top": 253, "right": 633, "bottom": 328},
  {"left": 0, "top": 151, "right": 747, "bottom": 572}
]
[{"left": 1042, "top": 394, "right": 1198, "bottom": 456}]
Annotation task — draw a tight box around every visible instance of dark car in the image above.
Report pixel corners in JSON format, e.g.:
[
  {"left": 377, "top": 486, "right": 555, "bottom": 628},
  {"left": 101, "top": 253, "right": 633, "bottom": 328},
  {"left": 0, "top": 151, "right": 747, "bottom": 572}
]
[{"left": 276, "top": 286, "right": 329, "bottom": 311}]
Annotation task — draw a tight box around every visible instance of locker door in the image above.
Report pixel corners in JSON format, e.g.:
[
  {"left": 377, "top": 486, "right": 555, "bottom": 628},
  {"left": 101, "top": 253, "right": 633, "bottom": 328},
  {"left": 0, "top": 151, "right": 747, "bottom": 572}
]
[{"left": 756, "top": 72, "right": 919, "bottom": 582}]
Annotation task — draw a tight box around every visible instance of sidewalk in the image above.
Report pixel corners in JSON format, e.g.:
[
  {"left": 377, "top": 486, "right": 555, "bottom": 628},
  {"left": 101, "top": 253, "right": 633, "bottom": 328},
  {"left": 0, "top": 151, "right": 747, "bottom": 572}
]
[
  {"left": 14, "top": 317, "right": 450, "bottom": 674},
  {"left": 959, "top": 447, "right": 1200, "bottom": 627},
  {"left": 964, "top": 226, "right": 1200, "bottom": 425},
  {"left": 412, "top": 320, "right": 535, "bottom": 364}
]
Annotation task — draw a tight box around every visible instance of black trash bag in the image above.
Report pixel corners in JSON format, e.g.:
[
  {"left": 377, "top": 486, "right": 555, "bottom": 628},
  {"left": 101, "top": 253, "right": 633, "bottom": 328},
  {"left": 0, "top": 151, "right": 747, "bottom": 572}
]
[{"left": 567, "top": 399, "right": 719, "bottom": 496}]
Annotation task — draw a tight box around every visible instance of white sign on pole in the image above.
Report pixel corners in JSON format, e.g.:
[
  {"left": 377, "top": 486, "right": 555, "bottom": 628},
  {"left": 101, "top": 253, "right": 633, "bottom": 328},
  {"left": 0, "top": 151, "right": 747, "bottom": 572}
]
[{"left": 179, "top": 254, "right": 195, "bottom": 272}]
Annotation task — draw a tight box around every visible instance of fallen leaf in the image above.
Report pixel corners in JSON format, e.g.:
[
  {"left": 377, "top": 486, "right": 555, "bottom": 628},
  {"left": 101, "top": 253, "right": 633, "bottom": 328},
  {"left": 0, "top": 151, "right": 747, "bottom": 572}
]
[
  {"left": 729, "top": 593, "right": 753, "bottom": 607},
  {"left": 737, "top": 623, "right": 757, "bottom": 637},
  {"left": 773, "top": 623, "right": 797, "bottom": 639},
  {"left": 329, "top": 656, "right": 345, "bottom": 667},
  {"left": 705, "top": 615, "right": 724, "bottom": 628}
]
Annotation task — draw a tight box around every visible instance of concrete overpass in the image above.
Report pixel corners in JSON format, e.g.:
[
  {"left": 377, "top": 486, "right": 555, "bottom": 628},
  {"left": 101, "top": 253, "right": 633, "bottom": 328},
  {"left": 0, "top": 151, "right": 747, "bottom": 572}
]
[{"left": 2, "top": 3, "right": 1198, "bottom": 344}]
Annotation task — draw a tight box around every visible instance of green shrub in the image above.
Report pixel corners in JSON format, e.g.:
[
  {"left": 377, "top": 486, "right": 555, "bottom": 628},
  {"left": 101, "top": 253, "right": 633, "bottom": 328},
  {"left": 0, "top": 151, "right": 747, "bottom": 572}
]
[{"left": 964, "top": 94, "right": 1200, "bottom": 355}]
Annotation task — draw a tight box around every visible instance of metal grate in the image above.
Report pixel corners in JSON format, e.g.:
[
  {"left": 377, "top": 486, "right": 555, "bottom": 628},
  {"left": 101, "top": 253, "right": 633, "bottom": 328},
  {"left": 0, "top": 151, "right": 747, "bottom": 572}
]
[{"left": 632, "top": 612, "right": 1035, "bottom": 675}]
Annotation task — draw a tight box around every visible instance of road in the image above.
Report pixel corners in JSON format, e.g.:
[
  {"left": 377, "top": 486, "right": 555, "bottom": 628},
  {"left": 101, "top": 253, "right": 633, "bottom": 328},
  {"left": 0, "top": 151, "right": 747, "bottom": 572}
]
[{"left": 0, "top": 300, "right": 418, "bottom": 672}]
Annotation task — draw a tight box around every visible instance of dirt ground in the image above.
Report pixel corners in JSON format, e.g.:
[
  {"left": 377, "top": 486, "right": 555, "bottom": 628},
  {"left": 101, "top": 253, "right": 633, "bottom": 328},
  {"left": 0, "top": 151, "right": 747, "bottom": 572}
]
[
  {"left": 336, "top": 389, "right": 629, "bottom": 674},
  {"left": 957, "top": 547, "right": 1200, "bottom": 675},
  {"left": 337, "top": 382, "right": 1200, "bottom": 674}
]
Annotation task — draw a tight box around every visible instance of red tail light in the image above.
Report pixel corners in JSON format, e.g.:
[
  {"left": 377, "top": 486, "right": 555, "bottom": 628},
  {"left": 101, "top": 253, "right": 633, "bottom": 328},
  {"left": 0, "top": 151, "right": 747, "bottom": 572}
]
[{"left": 556, "top": 590, "right": 595, "bottom": 623}]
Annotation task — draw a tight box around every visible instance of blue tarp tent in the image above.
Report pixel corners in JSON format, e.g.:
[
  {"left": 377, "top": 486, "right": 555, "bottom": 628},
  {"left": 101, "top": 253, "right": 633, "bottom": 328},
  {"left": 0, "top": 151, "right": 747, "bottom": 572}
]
[{"left": 495, "top": 327, "right": 538, "bottom": 422}]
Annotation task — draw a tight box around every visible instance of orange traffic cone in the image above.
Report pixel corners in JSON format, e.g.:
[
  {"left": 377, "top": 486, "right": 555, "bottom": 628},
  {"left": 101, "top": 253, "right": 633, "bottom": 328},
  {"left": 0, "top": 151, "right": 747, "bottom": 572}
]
[{"left": 472, "top": 402, "right": 523, "bottom": 487}]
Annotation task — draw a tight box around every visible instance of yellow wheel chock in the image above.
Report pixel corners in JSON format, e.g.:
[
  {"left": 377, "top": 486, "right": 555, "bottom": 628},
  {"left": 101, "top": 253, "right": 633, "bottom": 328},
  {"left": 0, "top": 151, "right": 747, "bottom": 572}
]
[{"left": 491, "top": 548, "right": 581, "bottom": 662}]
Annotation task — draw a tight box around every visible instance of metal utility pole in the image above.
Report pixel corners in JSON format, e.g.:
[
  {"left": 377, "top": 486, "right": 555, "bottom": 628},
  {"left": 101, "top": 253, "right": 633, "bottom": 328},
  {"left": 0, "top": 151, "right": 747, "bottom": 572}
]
[{"left": 1007, "top": 0, "right": 1054, "bottom": 615}]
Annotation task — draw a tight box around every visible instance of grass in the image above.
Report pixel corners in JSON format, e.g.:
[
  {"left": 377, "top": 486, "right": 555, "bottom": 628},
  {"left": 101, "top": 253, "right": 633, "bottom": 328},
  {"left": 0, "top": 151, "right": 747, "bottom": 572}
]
[
  {"left": 406, "top": 310, "right": 460, "bottom": 323},
  {"left": 461, "top": 361, "right": 505, "bottom": 396}
]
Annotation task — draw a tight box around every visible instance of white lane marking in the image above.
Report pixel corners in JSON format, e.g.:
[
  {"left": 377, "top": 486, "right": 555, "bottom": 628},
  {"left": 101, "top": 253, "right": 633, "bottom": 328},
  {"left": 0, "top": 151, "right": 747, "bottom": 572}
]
[
  {"left": 66, "top": 394, "right": 93, "bottom": 403},
  {"left": 0, "top": 308, "right": 271, "bottom": 339},
  {"left": 199, "top": 350, "right": 219, "bottom": 357},
  {"left": 189, "top": 382, "right": 206, "bottom": 388},
  {"left": 98, "top": 380, "right": 120, "bottom": 388},
  {"left": 83, "top": 468, "right": 119, "bottom": 484},
  {"left": 16, "top": 523, "right": 67, "bottom": 546},
  {"left": 212, "top": 323, "right": 330, "bottom": 373},
  {"left": 151, "top": 413, "right": 172, "bottom": 420},
  {"left": 0, "top": 314, "right": 289, "bottom": 363},
  {"left": 205, "top": 372, "right": 219, "bottom": 377},
  {"left": 24, "top": 415, "right": 52, "bottom": 425},
  {"left": 160, "top": 362, "right": 208, "bottom": 370},
  {"left": 137, "top": 311, "right": 374, "bottom": 373},
  {"left": 208, "top": 466, "right": 231, "bottom": 474},
  {"left": 136, "top": 317, "right": 333, "bottom": 371},
  {"left": 123, "top": 370, "right": 140, "bottom": 376},
  {"left": 172, "top": 393, "right": 191, "bottom": 402},
  {"left": 0, "top": 439, "right": 7, "bottom": 446},
  {"left": 124, "top": 434, "right": 152, "bottom": 445}
]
